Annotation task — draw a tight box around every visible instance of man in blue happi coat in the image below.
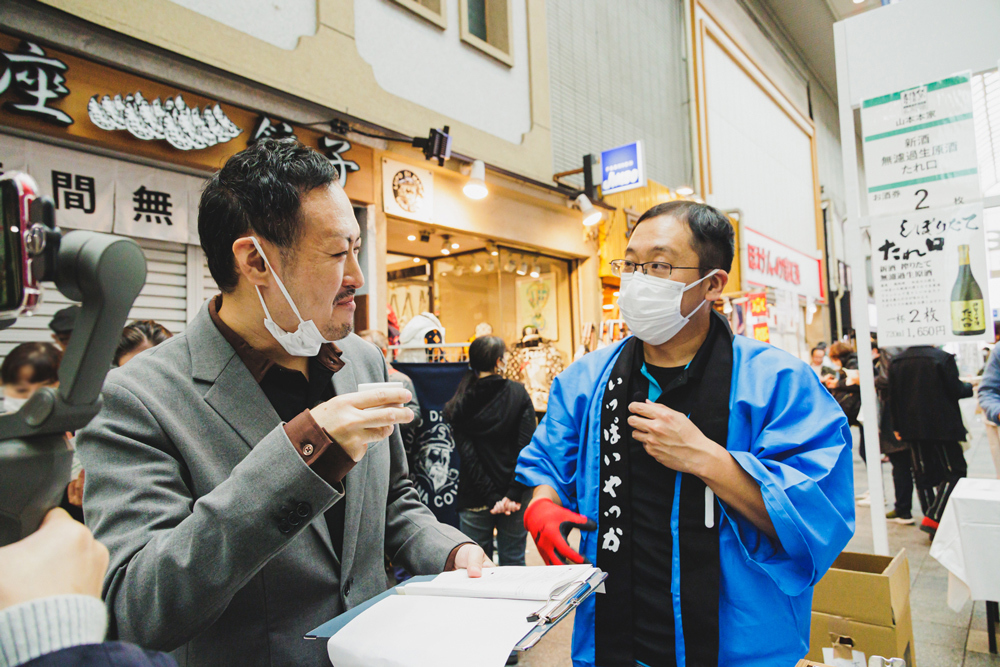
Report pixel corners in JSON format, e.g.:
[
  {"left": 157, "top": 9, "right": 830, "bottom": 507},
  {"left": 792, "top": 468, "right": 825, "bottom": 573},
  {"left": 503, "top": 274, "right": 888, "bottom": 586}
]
[{"left": 517, "top": 201, "right": 855, "bottom": 667}]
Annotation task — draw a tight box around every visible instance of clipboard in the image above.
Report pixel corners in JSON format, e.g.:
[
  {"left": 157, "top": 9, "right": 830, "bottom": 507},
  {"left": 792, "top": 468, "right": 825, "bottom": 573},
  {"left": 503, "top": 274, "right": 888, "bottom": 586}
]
[
  {"left": 514, "top": 570, "right": 606, "bottom": 651},
  {"left": 305, "top": 570, "right": 607, "bottom": 653}
]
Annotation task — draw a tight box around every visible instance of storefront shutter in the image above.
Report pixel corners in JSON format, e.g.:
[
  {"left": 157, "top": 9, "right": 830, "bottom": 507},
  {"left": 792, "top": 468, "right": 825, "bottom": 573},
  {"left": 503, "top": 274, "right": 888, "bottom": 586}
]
[{"left": 0, "top": 236, "right": 188, "bottom": 364}]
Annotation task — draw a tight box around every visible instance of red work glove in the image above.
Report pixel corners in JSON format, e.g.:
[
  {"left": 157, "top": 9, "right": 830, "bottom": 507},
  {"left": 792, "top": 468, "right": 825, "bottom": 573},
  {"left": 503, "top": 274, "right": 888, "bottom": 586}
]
[{"left": 524, "top": 498, "right": 596, "bottom": 566}]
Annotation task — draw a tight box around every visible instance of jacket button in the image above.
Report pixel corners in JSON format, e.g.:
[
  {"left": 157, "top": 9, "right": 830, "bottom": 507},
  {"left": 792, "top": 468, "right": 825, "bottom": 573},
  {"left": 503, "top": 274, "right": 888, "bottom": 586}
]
[
  {"left": 296, "top": 502, "right": 312, "bottom": 517},
  {"left": 278, "top": 520, "right": 291, "bottom": 534},
  {"left": 343, "top": 581, "right": 351, "bottom": 598},
  {"left": 287, "top": 511, "right": 301, "bottom": 527},
  {"left": 302, "top": 443, "right": 314, "bottom": 456}
]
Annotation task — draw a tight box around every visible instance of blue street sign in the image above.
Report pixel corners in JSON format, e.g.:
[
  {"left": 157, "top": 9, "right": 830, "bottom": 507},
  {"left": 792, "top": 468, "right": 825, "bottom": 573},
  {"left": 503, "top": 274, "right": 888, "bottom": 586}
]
[{"left": 600, "top": 141, "right": 646, "bottom": 194}]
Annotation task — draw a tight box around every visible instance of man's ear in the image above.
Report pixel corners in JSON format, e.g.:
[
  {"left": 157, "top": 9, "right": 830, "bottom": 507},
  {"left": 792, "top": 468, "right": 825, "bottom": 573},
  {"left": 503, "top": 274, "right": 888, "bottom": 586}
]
[
  {"left": 704, "top": 269, "right": 729, "bottom": 302},
  {"left": 232, "top": 236, "right": 268, "bottom": 287}
]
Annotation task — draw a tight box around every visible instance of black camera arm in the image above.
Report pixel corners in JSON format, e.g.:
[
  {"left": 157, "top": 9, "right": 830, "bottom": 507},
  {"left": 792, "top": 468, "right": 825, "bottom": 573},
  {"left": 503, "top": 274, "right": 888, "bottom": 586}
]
[{"left": 0, "top": 200, "right": 145, "bottom": 544}]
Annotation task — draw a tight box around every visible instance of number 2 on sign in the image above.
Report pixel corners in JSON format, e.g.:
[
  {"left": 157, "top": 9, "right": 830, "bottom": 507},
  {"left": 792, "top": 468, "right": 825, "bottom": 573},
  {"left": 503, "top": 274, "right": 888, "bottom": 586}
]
[{"left": 914, "top": 188, "right": 929, "bottom": 210}]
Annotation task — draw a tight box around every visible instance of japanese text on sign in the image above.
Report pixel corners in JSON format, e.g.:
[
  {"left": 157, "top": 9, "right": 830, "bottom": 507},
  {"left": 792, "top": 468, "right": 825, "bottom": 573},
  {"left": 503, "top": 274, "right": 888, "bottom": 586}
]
[
  {"left": 861, "top": 73, "right": 980, "bottom": 216},
  {"left": 872, "top": 202, "right": 992, "bottom": 345}
]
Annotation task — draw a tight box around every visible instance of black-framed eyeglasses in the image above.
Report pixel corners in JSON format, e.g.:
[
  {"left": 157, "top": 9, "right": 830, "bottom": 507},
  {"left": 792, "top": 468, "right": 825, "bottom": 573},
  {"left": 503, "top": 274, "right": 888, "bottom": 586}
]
[{"left": 609, "top": 259, "right": 701, "bottom": 279}]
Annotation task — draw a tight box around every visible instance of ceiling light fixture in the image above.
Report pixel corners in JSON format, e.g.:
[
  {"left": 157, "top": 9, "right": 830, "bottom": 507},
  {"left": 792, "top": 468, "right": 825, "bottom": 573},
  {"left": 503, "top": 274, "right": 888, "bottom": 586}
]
[
  {"left": 419, "top": 231, "right": 431, "bottom": 243},
  {"left": 463, "top": 159, "right": 489, "bottom": 199},
  {"left": 412, "top": 257, "right": 421, "bottom": 263},
  {"left": 517, "top": 259, "right": 528, "bottom": 276},
  {"left": 603, "top": 304, "right": 615, "bottom": 311},
  {"left": 486, "top": 241, "right": 499, "bottom": 256},
  {"left": 471, "top": 260, "right": 483, "bottom": 273},
  {"left": 484, "top": 258, "right": 496, "bottom": 272},
  {"left": 503, "top": 255, "right": 516, "bottom": 273},
  {"left": 676, "top": 185, "right": 694, "bottom": 196},
  {"left": 529, "top": 262, "right": 540, "bottom": 279},
  {"left": 451, "top": 241, "right": 460, "bottom": 250},
  {"left": 407, "top": 234, "right": 417, "bottom": 241},
  {"left": 440, "top": 235, "right": 451, "bottom": 255},
  {"left": 455, "top": 264, "right": 465, "bottom": 277},
  {"left": 576, "top": 193, "right": 602, "bottom": 227}
]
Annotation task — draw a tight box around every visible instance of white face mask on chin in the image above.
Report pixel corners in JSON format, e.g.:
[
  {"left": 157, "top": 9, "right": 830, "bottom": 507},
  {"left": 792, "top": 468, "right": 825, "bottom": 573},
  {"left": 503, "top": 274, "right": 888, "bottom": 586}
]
[
  {"left": 617, "top": 269, "right": 718, "bottom": 346},
  {"left": 3, "top": 396, "right": 26, "bottom": 413},
  {"left": 250, "top": 236, "right": 334, "bottom": 358}
]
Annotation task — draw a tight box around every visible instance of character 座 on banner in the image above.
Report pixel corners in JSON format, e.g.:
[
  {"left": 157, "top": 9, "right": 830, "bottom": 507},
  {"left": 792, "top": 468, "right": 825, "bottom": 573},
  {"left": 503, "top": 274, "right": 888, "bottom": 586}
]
[{"left": 871, "top": 202, "right": 992, "bottom": 345}]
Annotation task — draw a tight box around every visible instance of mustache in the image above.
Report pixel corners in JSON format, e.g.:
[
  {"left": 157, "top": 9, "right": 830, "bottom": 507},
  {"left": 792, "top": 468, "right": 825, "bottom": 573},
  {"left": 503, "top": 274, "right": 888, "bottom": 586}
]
[{"left": 335, "top": 288, "right": 356, "bottom": 304}]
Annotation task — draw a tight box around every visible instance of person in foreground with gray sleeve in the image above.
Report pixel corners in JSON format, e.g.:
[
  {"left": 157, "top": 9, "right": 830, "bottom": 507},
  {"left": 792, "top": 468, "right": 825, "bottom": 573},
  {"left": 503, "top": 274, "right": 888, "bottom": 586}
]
[
  {"left": 978, "top": 343, "right": 1000, "bottom": 425},
  {"left": 76, "top": 139, "right": 489, "bottom": 667}
]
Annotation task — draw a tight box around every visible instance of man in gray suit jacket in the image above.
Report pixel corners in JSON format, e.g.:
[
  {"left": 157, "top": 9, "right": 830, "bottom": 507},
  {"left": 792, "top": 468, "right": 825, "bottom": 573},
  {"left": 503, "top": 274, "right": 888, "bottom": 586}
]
[{"left": 77, "top": 139, "right": 490, "bottom": 666}]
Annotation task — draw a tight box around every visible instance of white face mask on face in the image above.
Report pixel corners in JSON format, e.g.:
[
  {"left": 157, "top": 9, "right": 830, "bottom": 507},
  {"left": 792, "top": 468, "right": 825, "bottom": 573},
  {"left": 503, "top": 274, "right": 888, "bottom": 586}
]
[
  {"left": 617, "top": 269, "right": 719, "bottom": 346},
  {"left": 250, "top": 236, "right": 334, "bottom": 358},
  {"left": 3, "top": 396, "right": 26, "bottom": 413}
]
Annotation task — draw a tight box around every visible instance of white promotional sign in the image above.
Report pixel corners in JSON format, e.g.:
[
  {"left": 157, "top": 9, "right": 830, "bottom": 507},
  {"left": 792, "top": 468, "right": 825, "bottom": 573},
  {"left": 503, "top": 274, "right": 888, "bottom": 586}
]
[
  {"left": 871, "top": 202, "right": 992, "bottom": 345},
  {"left": 741, "top": 227, "right": 823, "bottom": 301},
  {"left": 861, "top": 72, "right": 980, "bottom": 216},
  {"left": 382, "top": 158, "right": 433, "bottom": 223},
  {"left": 114, "top": 164, "right": 189, "bottom": 243},
  {"left": 0, "top": 133, "right": 27, "bottom": 176},
  {"left": 26, "top": 140, "right": 116, "bottom": 233}
]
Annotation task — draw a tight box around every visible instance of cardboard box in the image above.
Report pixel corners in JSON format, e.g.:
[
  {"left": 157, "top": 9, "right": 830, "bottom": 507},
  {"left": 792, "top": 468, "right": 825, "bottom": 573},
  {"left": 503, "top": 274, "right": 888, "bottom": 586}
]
[{"left": 807, "top": 550, "right": 915, "bottom": 666}]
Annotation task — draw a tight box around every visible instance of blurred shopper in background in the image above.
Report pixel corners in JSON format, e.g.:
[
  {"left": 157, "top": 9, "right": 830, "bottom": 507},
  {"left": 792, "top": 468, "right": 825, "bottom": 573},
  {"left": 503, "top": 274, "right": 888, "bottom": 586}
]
[
  {"left": 976, "top": 343, "right": 1000, "bottom": 425},
  {"left": 48, "top": 306, "right": 79, "bottom": 352},
  {"left": 445, "top": 335, "right": 535, "bottom": 566},
  {"left": 889, "top": 345, "right": 972, "bottom": 538},
  {"left": 115, "top": 320, "right": 173, "bottom": 367},
  {"left": 1, "top": 342, "right": 61, "bottom": 414},
  {"left": 826, "top": 341, "right": 865, "bottom": 477},
  {"left": 874, "top": 345, "right": 915, "bottom": 525}
]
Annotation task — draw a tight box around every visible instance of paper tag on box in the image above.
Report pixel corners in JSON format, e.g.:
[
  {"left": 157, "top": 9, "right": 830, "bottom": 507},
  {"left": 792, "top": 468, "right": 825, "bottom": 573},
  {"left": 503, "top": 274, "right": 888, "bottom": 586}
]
[{"left": 823, "top": 647, "right": 867, "bottom": 667}]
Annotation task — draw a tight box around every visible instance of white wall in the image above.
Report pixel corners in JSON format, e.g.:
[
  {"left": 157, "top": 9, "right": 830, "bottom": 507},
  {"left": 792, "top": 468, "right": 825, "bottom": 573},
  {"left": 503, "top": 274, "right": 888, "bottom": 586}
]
[
  {"left": 165, "top": 0, "right": 317, "bottom": 50},
  {"left": 703, "top": 37, "right": 817, "bottom": 256},
  {"left": 353, "top": 0, "right": 532, "bottom": 145},
  {"left": 546, "top": 0, "right": 691, "bottom": 189}
]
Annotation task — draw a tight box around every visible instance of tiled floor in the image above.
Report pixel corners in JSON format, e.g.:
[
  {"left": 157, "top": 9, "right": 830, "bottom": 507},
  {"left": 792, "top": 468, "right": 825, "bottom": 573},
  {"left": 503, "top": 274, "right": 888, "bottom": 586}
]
[{"left": 520, "top": 397, "right": 1000, "bottom": 666}]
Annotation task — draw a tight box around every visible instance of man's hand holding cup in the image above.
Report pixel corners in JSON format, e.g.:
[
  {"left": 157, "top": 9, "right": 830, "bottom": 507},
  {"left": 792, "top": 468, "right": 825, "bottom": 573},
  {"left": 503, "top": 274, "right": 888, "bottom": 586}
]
[{"left": 310, "top": 384, "right": 413, "bottom": 462}]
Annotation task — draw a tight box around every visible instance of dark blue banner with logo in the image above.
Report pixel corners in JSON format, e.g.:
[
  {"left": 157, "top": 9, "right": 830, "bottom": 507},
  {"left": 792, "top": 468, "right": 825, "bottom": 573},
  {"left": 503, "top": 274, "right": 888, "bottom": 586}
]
[{"left": 391, "top": 361, "right": 468, "bottom": 529}]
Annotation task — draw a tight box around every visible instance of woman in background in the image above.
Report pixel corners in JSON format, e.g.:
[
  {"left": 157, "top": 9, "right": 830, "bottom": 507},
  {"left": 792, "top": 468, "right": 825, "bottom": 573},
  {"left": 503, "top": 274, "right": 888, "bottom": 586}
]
[
  {"left": 445, "top": 335, "right": 536, "bottom": 566},
  {"left": 115, "top": 320, "right": 172, "bottom": 366},
  {"left": 1, "top": 342, "right": 62, "bottom": 413}
]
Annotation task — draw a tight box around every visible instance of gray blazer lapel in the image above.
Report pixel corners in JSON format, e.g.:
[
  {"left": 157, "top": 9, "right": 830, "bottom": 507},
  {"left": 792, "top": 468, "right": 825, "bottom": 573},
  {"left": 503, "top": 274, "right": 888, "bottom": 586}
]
[
  {"left": 187, "top": 306, "right": 280, "bottom": 451},
  {"left": 333, "top": 356, "right": 368, "bottom": 579}
]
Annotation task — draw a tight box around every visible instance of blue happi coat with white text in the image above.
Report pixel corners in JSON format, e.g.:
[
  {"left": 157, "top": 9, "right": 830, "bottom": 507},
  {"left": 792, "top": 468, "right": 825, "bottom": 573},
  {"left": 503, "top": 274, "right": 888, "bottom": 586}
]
[{"left": 515, "top": 334, "right": 855, "bottom": 667}]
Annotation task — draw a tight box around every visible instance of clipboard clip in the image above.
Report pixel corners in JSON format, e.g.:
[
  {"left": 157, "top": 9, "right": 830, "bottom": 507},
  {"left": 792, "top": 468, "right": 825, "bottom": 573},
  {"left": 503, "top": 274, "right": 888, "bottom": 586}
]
[{"left": 517, "top": 571, "right": 608, "bottom": 652}]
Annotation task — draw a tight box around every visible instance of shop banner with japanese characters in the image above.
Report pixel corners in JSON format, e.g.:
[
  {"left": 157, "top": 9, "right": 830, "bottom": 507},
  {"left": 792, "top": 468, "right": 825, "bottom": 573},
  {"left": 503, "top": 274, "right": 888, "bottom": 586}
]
[
  {"left": 26, "top": 141, "right": 116, "bottom": 233},
  {"left": 114, "top": 163, "right": 190, "bottom": 243},
  {"left": 742, "top": 227, "right": 824, "bottom": 300},
  {"left": 872, "top": 202, "right": 992, "bottom": 345},
  {"left": 746, "top": 292, "right": 770, "bottom": 343},
  {"left": 862, "top": 72, "right": 980, "bottom": 216}
]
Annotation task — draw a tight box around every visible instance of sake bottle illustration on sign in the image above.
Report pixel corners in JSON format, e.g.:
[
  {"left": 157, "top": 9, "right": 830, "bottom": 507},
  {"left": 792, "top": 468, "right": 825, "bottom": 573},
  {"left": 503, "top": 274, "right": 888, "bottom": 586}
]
[{"left": 950, "top": 244, "right": 986, "bottom": 336}]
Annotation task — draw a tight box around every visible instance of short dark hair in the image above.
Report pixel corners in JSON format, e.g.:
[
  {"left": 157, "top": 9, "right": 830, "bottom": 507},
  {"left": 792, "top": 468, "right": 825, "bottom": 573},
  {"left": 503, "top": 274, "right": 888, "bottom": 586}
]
[
  {"left": 199, "top": 138, "right": 338, "bottom": 292},
  {"left": 115, "top": 320, "right": 173, "bottom": 365},
  {"left": 635, "top": 201, "right": 735, "bottom": 273},
  {"left": 1, "top": 342, "right": 61, "bottom": 386}
]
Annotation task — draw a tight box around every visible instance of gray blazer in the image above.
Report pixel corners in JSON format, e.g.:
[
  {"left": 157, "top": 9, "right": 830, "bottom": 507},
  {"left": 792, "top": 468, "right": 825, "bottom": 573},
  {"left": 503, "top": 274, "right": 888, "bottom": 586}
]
[{"left": 77, "top": 303, "right": 468, "bottom": 666}]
